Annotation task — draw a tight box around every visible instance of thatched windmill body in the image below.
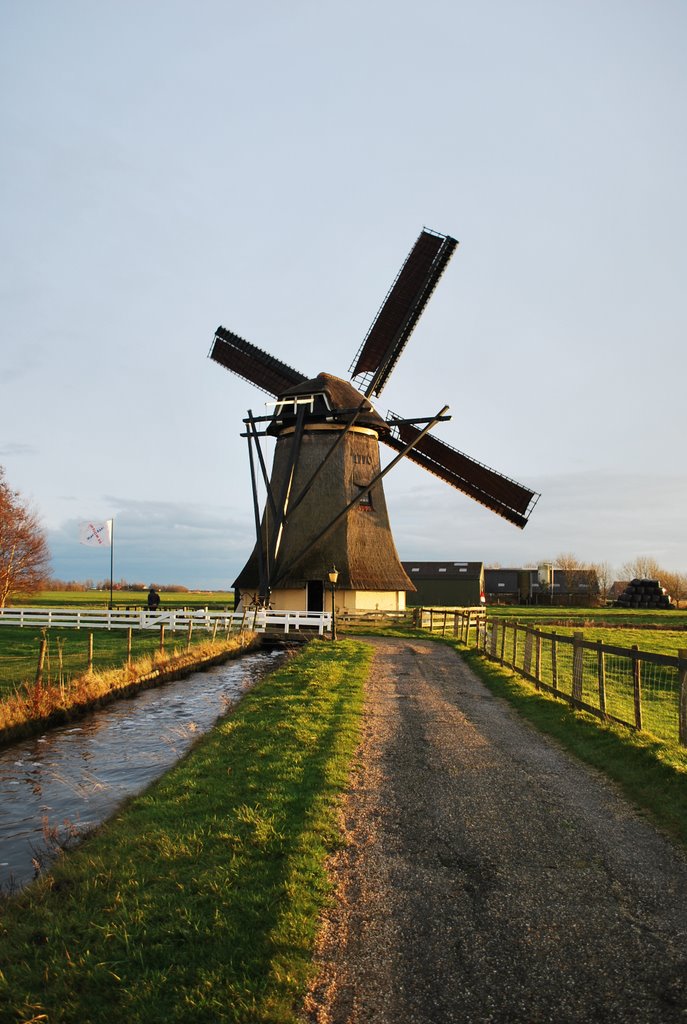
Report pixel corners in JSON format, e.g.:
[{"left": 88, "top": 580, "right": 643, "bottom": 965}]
[{"left": 210, "top": 229, "right": 539, "bottom": 613}]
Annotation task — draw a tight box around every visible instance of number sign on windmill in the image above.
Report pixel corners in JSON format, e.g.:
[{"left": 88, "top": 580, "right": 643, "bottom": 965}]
[{"left": 210, "top": 228, "right": 539, "bottom": 614}]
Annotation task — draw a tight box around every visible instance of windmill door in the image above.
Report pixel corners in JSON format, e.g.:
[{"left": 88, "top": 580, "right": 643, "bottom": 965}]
[{"left": 306, "top": 580, "right": 324, "bottom": 612}]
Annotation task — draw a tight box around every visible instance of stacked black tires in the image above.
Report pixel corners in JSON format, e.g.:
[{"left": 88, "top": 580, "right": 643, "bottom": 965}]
[{"left": 614, "top": 578, "right": 675, "bottom": 609}]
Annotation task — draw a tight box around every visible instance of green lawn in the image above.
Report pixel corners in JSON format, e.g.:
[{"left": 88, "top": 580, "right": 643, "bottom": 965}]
[
  {"left": 2, "top": 624, "right": 687, "bottom": 1022},
  {"left": 0, "top": 625, "right": 235, "bottom": 698},
  {"left": 488, "top": 604, "right": 687, "bottom": 629},
  {"left": 523, "top": 624, "right": 687, "bottom": 658},
  {"left": 0, "top": 639, "right": 370, "bottom": 1024}
]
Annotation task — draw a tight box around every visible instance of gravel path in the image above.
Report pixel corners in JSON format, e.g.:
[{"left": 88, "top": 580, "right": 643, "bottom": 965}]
[{"left": 304, "top": 638, "right": 687, "bottom": 1024}]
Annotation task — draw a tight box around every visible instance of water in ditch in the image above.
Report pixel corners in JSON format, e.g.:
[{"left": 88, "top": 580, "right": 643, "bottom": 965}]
[{"left": 0, "top": 648, "right": 285, "bottom": 892}]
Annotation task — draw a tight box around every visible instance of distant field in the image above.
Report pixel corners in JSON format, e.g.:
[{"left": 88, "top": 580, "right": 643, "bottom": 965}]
[
  {"left": 1, "top": 594, "right": 236, "bottom": 694},
  {"left": 485, "top": 606, "right": 687, "bottom": 658},
  {"left": 521, "top": 625, "right": 687, "bottom": 658},
  {"left": 488, "top": 605, "right": 687, "bottom": 629},
  {"left": 0, "top": 624, "right": 238, "bottom": 696},
  {"left": 9, "top": 590, "right": 235, "bottom": 609}
]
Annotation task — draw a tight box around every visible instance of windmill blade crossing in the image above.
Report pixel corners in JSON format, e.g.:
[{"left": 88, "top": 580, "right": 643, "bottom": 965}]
[
  {"left": 350, "top": 229, "right": 458, "bottom": 397},
  {"left": 210, "top": 327, "right": 307, "bottom": 397},
  {"left": 382, "top": 425, "right": 538, "bottom": 529}
]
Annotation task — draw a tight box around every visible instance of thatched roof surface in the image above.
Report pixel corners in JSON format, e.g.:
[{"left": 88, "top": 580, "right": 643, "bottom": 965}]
[{"left": 234, "top": 426, "right": 413, "bottom": 593}]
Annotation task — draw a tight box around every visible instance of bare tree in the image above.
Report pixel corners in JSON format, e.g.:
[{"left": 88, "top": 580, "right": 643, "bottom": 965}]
[
  {"left": 554, "top": 552, "right": 582, "bottom": 605},
  {"left": 0, "top": 466, "right": 51, "bottom": 607},
  {"left": 659, "top": 570, "right": 687, "bottom": 608},
  {"left": 554, "top": 553, "right": 600, "bottom": 606},
  {"left": 590, "top": 561, "right": 614, "bottom": 601},
  {"left": 621, "top": 555, "right": 663, "bottom": 581}
]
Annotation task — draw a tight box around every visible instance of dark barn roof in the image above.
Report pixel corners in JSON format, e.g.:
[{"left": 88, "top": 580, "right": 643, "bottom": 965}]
[{"left": 402, "top": 561, "right": 484, "bottom": 580}]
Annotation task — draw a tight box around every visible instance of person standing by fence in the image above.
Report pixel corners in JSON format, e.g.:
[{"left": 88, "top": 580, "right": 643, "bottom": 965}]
[{"left": 147, "top": 586, "right": 161, "bottom": 612}]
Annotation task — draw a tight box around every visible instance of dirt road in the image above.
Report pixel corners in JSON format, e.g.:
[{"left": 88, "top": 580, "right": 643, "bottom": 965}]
[{"left": 304, "top": 638, "right": 687, "bottom": 1023}]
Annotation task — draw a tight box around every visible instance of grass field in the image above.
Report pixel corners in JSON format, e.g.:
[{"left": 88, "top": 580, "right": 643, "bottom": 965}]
[
  {"left": 0, "top": 625, "right": 237, "bottom": 698},
  {"left": 496, "top": 623, "right": 684, "bottom": 741},
  {"left": 488, "top": 604, "right": 687, "bottom": 629},
  {"left": 9, "top": 590, "right": 235, "bottom": 609},
  {"left": 411, "top": 608, "right": 686, "bottom": 744},
  {"left": 0, "top": 639, "right": 369, "bottom": 1024},
  {"left": 491, "top": 621, "right": 687, "bottom": 658},
  {"left": 1, "top": 626, "right": 687, "bottom": 1021}
]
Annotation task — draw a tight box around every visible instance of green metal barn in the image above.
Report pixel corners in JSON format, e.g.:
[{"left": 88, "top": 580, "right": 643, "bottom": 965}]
[{"left": 401, "top": 561, "right": 485, "bottom": 607}]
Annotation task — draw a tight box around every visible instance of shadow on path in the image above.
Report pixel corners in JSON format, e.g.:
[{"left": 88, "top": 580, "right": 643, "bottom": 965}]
[{"left": 305, "top": 638, "right": 687, "bottom": 1024}]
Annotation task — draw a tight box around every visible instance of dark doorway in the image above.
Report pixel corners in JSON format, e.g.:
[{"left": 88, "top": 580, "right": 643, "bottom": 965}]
[{"left": 306, "top": 580, "right": 324, "bottom": 612}]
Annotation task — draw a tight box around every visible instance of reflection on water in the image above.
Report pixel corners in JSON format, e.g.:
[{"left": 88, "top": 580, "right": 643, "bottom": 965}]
[{"left": 0, "top": 649, "right": 283, "bottom": 891}]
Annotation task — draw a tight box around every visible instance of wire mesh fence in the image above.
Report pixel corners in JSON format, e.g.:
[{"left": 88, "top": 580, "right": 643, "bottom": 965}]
[{"left": 481, "top": 620, "right": 687, "bottom": 746}]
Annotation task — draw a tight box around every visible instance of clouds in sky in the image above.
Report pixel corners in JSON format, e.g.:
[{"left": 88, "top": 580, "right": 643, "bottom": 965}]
[
  {"left": 1, "top": 0, "right": 686, "bottom": 586},
  {"left": 49, "top": 497, "right": 253, "bottom": 590}
]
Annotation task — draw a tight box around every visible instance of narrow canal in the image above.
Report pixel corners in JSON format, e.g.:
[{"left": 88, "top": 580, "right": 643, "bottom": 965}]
[{"left": 0, "top": 648, "right": 284, "bottom": 891}]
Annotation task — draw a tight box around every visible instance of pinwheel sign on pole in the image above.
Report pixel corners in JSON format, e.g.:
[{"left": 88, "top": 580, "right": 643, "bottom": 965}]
[{"left": 79, "top": 519, "right": 114, "bottom": 607}]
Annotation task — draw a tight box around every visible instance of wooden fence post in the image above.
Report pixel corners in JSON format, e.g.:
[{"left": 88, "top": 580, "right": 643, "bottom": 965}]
[
  {"left": 466, "top": 610, "right": 472, "bottom": 646},
  {"left": 442, "top": 610, "right": 448, "bottom": 636},
  {"left": 523, "top": 628, "right": 533, "bottom": 676},
  {"left": 127, "top": 627, "right": 132, "bottom": 668},
  {"left": 489, "top": 620, "right": 498, "bottom": 657},
  {"left": 632, "top": 645, "right": 642, "bottom": 731},
  {"left": 678, "top": 649, "right": 687, "bottom": 747},
  {"left": 56, "top": 638, "right": 64, "bottom": 697},
  {"left": 551, "top": 632, "right": 558, "bottom": 691},
  {"left": 159, "top": 624, "right": 166, "bottom": 653},
  {"left": 512, "top": 623, "right": 518, "bottom": 669},
  {"left": 535, "top": 630, "right": 542, "bottom": 688},
  {"left": 597, "top": 639, "right": 606, "bottom": 718},
  {"left": 187, "top": 618, "right": 193, "bottom": 650},
  {"left": 35, "top": 638, "right": 47, "bottom": 687},
  {"left": 572, "top": 632, "right": 584, "bottom": 703},
  {"left": 87, "top": 632, "right": 94, "bottom": 673},
  {"left": 500, "top": 621, "right": 506, "bottom": 665}
]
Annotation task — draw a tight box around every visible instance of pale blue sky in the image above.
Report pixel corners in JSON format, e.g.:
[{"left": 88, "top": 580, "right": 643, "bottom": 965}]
[{"left": 2, "top": 0, "right": 686, "bottom": 587}]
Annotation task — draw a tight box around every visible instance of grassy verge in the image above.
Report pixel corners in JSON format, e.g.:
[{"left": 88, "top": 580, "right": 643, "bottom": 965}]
[
  {"left": 461, "top": 645, "right": 687, "bottom": 847},
  {"left": 346, "top": 623, "right": 687, "bottom": 847},
  {"left": 0, "top": 625, "right": 242, "bottom": 698},
  {"left": 0, "top": 633, "right": 259, "bottom": 745},
  {"left": 0, "top": 638, "right": 370, "bottom": 1024}
]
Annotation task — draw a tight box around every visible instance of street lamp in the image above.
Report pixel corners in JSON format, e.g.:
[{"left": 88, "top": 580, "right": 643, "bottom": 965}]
[{"left": 328, "top": 566, "right": 339, "bottom": 641}]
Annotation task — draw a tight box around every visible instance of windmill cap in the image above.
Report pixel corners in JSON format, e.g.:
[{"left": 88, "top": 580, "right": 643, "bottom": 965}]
[{"left": 269, "top": 373, "right": 389, "bottom": 434}]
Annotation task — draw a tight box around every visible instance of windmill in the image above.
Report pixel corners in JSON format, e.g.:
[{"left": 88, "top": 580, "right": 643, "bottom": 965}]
[{"left": 210, "top": 228, "right": 539, "bottom": 614}]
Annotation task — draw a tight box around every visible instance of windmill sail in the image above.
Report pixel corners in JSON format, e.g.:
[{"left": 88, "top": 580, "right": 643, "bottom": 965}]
[
  {"left": 349, "top": 229, "right": 458, "bottom": 397},
  {"left": 210, "top": 327, "right": 307, "bottom": 396},
  {"left": 382, "top": 424, "right": 538, "bottom": 529}
]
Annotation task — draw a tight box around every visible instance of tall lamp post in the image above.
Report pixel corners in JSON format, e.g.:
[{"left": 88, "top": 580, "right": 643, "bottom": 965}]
[{"left": 328, "top": 566, "right": 339, "bottom": 641}]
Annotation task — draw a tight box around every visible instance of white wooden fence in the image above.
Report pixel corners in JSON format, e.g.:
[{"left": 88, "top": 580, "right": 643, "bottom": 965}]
[{"left": 0, "top": 606, "right": 332, "bottom": 636}]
